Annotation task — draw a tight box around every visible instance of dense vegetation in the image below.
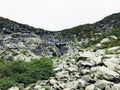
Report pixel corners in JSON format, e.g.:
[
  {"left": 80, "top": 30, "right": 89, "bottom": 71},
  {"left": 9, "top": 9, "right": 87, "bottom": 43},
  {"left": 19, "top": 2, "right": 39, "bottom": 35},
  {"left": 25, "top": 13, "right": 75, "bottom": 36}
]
[{"left": 0, "top": 58, "right": 54, "bottom": 90}]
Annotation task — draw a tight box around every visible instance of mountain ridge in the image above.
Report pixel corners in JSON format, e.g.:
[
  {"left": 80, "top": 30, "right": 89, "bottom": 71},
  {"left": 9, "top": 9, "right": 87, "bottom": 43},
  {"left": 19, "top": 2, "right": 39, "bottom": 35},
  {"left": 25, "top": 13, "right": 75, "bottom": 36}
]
[
  {"left": 1, "top": 12, "right": 120, "bottom": 32},
  {"left": 0, "top": 12, "right": 120, "bottom": 57}
]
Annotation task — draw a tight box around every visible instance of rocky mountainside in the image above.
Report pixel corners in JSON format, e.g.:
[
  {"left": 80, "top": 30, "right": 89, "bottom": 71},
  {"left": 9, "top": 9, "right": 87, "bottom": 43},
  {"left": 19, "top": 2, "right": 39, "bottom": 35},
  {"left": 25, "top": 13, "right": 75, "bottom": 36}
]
[
  {"left": 0, "top": 13, "right": 120, "bottom": 56},
  {"left": 0, "top": 12, "right": 120, "bottom": 90},
  {"left": 0, "top": 12, "right": 120, "bottom": 59}
]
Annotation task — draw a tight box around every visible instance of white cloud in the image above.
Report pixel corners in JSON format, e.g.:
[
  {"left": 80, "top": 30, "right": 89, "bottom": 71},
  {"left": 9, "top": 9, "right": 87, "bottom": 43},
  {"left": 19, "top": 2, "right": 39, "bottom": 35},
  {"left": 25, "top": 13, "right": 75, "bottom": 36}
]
[{"left": 0, "top": 0, "right": 120, "bottom": 31}]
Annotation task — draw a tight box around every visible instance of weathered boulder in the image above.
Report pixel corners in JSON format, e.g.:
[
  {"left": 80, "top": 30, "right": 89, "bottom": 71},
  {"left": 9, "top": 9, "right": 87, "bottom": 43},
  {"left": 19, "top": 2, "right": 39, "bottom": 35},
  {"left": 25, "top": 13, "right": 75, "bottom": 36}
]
[
  {"left": 95, "top": 43, "right": 101, "bottom": 47},
  {"left": 55, "top": 71, "right": 69, "bottom": 80},
  {"left": 49, "top": 79, "right": 57, "bottom": 85},
  {"left": 34, "top": 85, "right": 42, "bottom": 90},
  {"left": 100, "top": 38, "right": 110, "bottom": 43},
  {"left": 82, "top": 75, "right": 93, "bottom": 82},
  {"left": 85, "top": 84, "right": 95, "bottom": 90},
  {"left": 78, "top": 79, "right": 86, "bottom": 88},
  {"left": 94, "top": 66, "right": 119, "bottom": 80},
  {"left": 65, "top": 81, "right": 79, "bottom": 89},
  {"left": 80, "top": 51, "right": 95, "bottom": 58},
  {"left": 95, "top": 80, "right": 114, "bottom": 90},
  {"left": 8, "top": 86, "right": 19, "bottom": 90},
  {"left": 112, "top": 84, "right": 120, "bottom": 90},
  {"left": 63, "top": 88, "right": 71, "bottom": 90},
  {"left": 66, "top": 66, "right": 78, "bottom": 72},
  {"left": 109, "top": 35, "right": 117, "bottom": 40}
]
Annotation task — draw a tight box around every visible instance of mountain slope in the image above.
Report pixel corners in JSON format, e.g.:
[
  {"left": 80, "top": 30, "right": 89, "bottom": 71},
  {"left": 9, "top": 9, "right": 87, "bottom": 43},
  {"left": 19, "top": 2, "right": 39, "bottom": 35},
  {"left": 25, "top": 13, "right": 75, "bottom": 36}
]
[
  {"left": 0, "top": 12, "right": 120, "bottom": 59},
  {"left": 0, "top": 12, "right": 120, "bottom": 90}
]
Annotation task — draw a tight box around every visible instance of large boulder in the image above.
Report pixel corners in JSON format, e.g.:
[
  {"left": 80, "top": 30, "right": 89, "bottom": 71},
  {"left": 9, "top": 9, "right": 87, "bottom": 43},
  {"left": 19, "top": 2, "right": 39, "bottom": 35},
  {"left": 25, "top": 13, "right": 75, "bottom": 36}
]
[
  {"left": 95, "top": 80, "right": 114, "bottom": 90},
  {"left": 91, "top": 66, "right": 119, "bottom": 80},
  {"left": 85, "top": 84, "right": 95, "bottom": 90},
  {"left": 100, "top": 38, "right": 110, "bottom": 43},
  {"left": 65, "top": 81, "right": 79, "bottom": 89},
  {"left": 80, "top": 51, "right": 96, "bottom": 58},
  {"left": 112, "top": 84, "right": 120, "bottom": 90},
  {"left": 49, "top": 79, "right": 57, "bottom": 85},
  {"left": 66, "top": 66, "right": 78, "bottom": 72},
  {"left": 109, "top": 35, "right": 117, "bottom": 40},
  {"left": 55, "top": 71, "right": 69, "bottom": 80},
  {"left": 103, "top": 57, "right": 120, "bottom": 71}
]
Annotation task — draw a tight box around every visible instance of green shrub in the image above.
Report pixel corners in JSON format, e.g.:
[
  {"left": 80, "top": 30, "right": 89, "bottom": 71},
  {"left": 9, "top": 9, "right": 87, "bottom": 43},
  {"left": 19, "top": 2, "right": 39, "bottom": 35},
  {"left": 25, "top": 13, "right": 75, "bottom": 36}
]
[
  {"left": 100, "top": 39, "right": 120, "bottom": 49},
  {"left": 20, "top": 50, "right": 28, "bottom": 55},
  {"left": 105, "top": 50, "right": 115, "bottom": 54},
  {"left": 0, "top": 58, "right": 54, "bottom": 89},
  {"left": 10, "top": 60, "right": 28, "bottom": 73},
  {"left": 0, "top": 60, "right": 12, "bottom": 78},
  {"left": 0, "top": 78, "right": 17, "bottom": 90}
]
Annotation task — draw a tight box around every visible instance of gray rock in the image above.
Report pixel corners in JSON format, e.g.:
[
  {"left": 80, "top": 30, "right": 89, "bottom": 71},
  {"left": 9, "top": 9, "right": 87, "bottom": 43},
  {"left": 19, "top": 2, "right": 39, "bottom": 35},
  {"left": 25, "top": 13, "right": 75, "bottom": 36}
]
[
  {"left": 80, "top": 51, "right": 95, "bottom": 58},
  {"left": 49, "top": 79, "right": 57, "bottom": 85},
  {"left": 54, "top": 67, "right": 62, "bottom": 72},
  {"left": 96, "top": 49, "right": 105, "bottom": 55},
  {"left": 85, "top": 84, "right": 95, "bottom": 90},
  {"left": 65, "top": 81, "right": 79, "bottom": 89},
  {"left": 58, "top": 83, "right": 66, "bottom": 89},
  {"left": 8, "top": 86, "right": 19, "bottom": 90},
  {"left": 80, "top": 69, "right": 90, "bottom": 75},
  {"left": 112, "top": 84, "right": 120, "bottom": 90},
  {"left": 34, "top": 85, "right": 42, "bottom": 90},
  {"left": 95, "top": 80, "right": 114, "bottom": 89},
  {"left": 95, "top": 43, "right": 101, "bottom": 47},
  {"left": 103, "top": 60, "right": 119, "bottom": 71},
  {"left": 78, "top": 79, "right": 86, "bottom": 88},
  {"left": 36, "top": 80, "right": 47, "bottom": 86},
  {"left": 55, "top": 71, "right": 69, "bottom": 80},
  {"left": 109, "top": 35, "right": 117, "bottom": 40},
  {"left": 108, "top": 46, "right": 120, "bottom": 51},
  {"left": 80, "top": 61, "right": 95, "bottom": 66},
  {"left": 95, "top": 66, "right": 119, "bottom": 80},
  {"left": 100, "top": 38, "right": 110, "bottom": 43},
  {"left": 92, "top": 56, "right": 102, "bottom": 65},
  {"left": 63, "top": 88, "right": 71, "bottom": 90},
  {"left": 82, "top": 75, "right": 93, "bottom": 82},
  {"left": 66, "top": 67, "right": 78, "bottom": 72},
  {"left": 14, "top": 54, "right": 31, "bottom": 61}
]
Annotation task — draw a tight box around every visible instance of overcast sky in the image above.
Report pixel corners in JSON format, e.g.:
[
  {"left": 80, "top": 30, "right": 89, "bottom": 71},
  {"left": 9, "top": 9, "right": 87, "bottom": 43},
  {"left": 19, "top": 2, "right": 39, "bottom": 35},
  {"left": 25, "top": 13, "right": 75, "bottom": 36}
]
[{"left": 0, "top": 0, "right": 120, "bottom": 31}]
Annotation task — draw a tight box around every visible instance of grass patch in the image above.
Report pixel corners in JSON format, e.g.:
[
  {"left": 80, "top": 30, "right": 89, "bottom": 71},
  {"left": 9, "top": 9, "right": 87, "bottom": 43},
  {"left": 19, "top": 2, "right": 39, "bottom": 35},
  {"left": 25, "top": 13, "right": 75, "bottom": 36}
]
[{"left": 105, "top": 50, "right": 115, "bottom": 54}]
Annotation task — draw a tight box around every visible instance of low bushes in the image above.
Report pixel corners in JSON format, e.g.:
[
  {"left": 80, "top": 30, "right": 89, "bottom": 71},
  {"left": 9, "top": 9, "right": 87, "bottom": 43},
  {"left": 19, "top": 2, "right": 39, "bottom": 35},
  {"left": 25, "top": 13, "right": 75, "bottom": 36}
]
[{"left": 0, "top": 58, "right": 54, "bottom": 90}]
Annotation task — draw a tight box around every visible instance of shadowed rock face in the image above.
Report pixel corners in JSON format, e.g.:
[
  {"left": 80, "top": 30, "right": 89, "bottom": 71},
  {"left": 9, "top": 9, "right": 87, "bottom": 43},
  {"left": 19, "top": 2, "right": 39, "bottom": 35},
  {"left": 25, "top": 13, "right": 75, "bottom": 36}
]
[{"left": 0, "top": 17, "right": 71, "bottom": 57}]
